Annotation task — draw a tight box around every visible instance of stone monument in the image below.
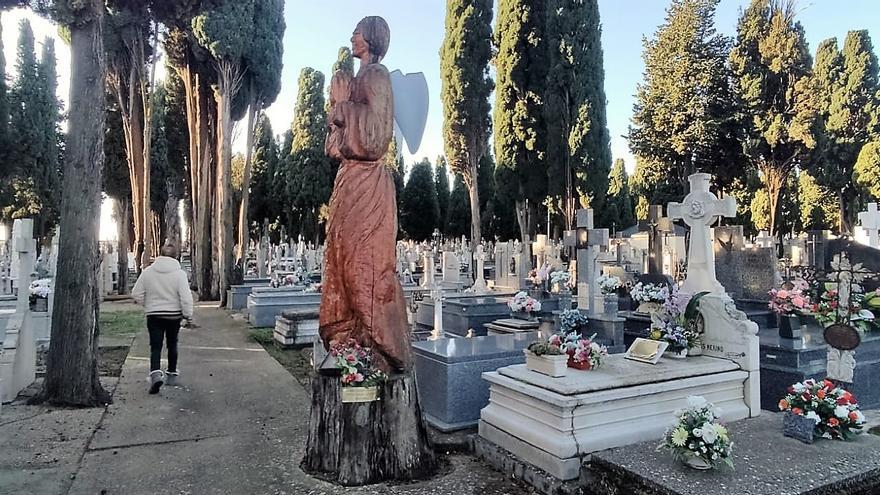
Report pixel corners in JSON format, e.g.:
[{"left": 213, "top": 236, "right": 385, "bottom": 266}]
[
  {"left": 668, "top": 173, "right": 737, "bottom": 295},
  {"left": 859, "top": 203, "right": 879, "bottom": 249}
]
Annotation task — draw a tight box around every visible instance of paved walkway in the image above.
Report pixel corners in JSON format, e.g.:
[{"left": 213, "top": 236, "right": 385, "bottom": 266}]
[{"left": 1, "top": 303, "right": 535, "bottom": 495}]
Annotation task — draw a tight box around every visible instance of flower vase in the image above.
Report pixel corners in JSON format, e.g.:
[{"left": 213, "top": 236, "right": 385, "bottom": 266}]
[
  {"left": 31, "top": 297, "right": 48, "bottom": 312},
  {"left": 341, "top": 385, "right": 380, "bottom": 403},
  {"left": 782, "top": 411, "right": 815, "bottom": 444},
  {"left": 687, "top": 343, "right": 703, "bottom": 356},
  {"left": 603, "top": 294, "right": 619, "bottom": 317},
  {"left": 528, "top": 287, "right": 544, "bottom": 300},
  {"left": 558, "top": 289, "right": 573, "bottom": 311},
  {"left": 511, "top": 311, "right": 536, "bottom": 322},
  {"left": 684, "top": 456, "right": 711, "bottom": 470},
  {"left": 524, "top": 350, "right": 568, "bottom": 377},
  {"left": 566, "top": 351, "right": 591, "bottom": 370},
  {"left": 666, "top": 348, "right": 687, "bottom": 359},
  {"left": 777, "top": 314, "right": 803, "bottom": 339}
]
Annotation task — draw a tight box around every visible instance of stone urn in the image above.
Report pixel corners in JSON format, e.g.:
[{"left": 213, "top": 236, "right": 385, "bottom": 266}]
[
  {"left": 665, "top": 348, "right": 687, "bottom": 359},
  {"left": 603, "top": 294, "right": 619, "bottom": 317},
  {"left": 777, "top": 314, "right": 803, "bottom": 339}
]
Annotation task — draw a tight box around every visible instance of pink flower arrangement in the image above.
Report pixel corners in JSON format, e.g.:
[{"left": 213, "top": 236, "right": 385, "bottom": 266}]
[
  {"left": 329, "top": 338, "right": 386, "bottom": 387},
  {"left": 564, "top": 332, "right": 608, "bottom": 370},
  {"left": 768, "top": 282, "right": 811, "bottom": 316},
  {"left": 508, "top": 291, "right": 543, "bottom": 313}
]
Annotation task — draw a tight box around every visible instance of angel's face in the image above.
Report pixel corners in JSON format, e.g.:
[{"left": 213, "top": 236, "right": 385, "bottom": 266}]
[{"left": 351, "top": 30, "right": 369, "bottom": 60}]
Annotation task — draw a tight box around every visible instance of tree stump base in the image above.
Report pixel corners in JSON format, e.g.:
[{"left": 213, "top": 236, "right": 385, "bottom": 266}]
[{"left": 301, "top": 371, "right": 437, "bottom": 486}]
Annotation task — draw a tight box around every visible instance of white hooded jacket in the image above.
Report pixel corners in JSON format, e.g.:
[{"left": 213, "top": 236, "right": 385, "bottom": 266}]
[{"left": 131, "top": 256, "right": 194, "bottom": 319}]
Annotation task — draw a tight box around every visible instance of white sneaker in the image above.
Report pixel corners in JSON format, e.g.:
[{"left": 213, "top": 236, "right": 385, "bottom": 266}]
[
  {"left": 149, "top": 370, "right": 165, "bottom": 394},
  {"left": 165, "top": 370, "right": 180, "bottom": 386}
]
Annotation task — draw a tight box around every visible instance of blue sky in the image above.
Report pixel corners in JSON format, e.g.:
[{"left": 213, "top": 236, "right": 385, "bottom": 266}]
[{"left": 266, "top": 0, "right": 880, "bottom": 173}]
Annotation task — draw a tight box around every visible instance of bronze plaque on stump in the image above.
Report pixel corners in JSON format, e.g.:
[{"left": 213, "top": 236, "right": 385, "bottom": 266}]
[{"left": 824, "top": 324, "right": 861, "bottom": 351}]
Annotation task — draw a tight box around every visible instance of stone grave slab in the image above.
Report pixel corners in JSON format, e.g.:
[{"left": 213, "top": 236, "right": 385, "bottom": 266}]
[
  {"left": 247, "top": 290, "right": 320, "bottom": 328},
  {"left": 413, "top": 332, "right": 537, "bottom": 432},
  {"left": 414, "top": 293, "right": 529, "bottom": 338},
  {"left": 587, "top": 412, "right": 880, "bottom": 495},
  {"left": 274, "top": 308, "right": 319, "bottom": 347},
  {"left": 485, "top": 318, "right": 540, "bottom": 335}
]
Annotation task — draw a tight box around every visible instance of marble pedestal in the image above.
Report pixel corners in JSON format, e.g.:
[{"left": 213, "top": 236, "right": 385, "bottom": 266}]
[
  {"left": 479, "top": 356, "right": 752, "bottom": 480},
  {"left": 274, "top": 308, "right": 319, "bottom": 347},
  {"left": 413, "top": 332, "right": 536, "bottom": 432},
  {"left": 247, "top": 288, "right": 318, "bottom": 328},
  {"left": 759, "top": 325, "right": 880, "bottom": 410},
  {"left": 227, "top": 278, "right": 272, "bottom": 310}
]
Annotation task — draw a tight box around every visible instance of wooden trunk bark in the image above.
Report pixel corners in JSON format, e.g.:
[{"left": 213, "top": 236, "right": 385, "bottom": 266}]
[
  {"left": 302, "top": 373, "right": 437, "bottom": 486},
  {"left": 38, "top": 4, "right": 111, "bottom": 407},
  {"left": 114, "top": 199, "right": 130, "bottom": 294}
]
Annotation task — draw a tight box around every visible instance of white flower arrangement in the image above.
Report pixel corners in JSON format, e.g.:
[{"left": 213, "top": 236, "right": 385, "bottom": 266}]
[
  {"left": 28, "top": 279, "right": 52, "bottom": 299},
  {"left": 549, "top": 270, "right": 572, "bottom": 288},
  {"left": 630, "top": 282, "right": 669, "bottom": 304},
  {"left": 508, "top": 291, "right": 542, "bottom": 313},
  {"left": 658, "top": 396, "right": 733, "bottom": 469},
  {"left": 596, "top": 275, "right": 622, "bottom": 295}
]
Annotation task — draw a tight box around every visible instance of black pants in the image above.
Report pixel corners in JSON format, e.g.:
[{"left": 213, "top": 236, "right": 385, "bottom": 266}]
[{"left": 147, "top": 316, "right": 181, "bottom": 373}]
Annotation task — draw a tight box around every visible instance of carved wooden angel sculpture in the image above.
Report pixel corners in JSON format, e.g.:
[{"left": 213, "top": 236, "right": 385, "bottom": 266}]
[{"left": 320, "top": 16, "right": 411, "bottom": 372}]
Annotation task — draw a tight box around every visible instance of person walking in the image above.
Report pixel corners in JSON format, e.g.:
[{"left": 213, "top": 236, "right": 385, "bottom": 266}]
[{"left": 132, "top": 244, "right": 194, "bottom": 394}]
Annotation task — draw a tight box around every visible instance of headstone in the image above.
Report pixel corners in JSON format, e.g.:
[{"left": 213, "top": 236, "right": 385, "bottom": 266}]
[
  {"left": 805, "top": 230, "right": 829, "bottom": 268},
  {"left": 858, "top": 203, "right": 880, "bottom": 249},
  {"left": 421, "top": 252, "right": 435, "bottom": 288},
  {"left": 576, "top": 209, "right": 609, "bottom": 315},
  {"left": 532, "top": 235, "right": 548, "bottom": 268},
  {"left": 442, "top": 252, "right": 460, "bottom": 285},
  {"left": 755, "top": 230, "right": 774, "bottom": 249},
  {"left": 470, "top": 245, "right": 488, "bottom": 294},
  {"left": 493, "top": 242, "right": 513, "bottom": 289},
  {"left": 668, "top": 173, "right": 737, "bottom": 295},
  {"left": 641, "top": 205, "right": 672, "bottom": 275}
]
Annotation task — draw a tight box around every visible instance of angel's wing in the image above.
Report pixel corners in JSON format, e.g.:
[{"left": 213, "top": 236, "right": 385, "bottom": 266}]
[{"left": 389, "top": 70, "right": 429, "bottom": 155}]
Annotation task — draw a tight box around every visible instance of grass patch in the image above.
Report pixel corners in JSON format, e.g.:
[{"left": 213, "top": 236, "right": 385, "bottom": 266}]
[
  {"left": 249, "top": 328, "right": 313, "bottom": 385},
  {"left": 99, "top": 310, "right": 145, "bottom": 337}
]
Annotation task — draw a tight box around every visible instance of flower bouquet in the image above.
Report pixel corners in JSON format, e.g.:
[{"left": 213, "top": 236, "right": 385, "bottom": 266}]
[
  {"left": 596, "top": 275, "right": 622, "bottom": 295},
  {"left": 559, "top": 309, "right": 589, "bottom": 334},
  {"left": 550, "top": 270, "right": 573, "bottom": 292},
  {"left": 778, "top": 378, "right": 865, "bottom": 441},
  {"left": 329, "top": 339, "right": 387, "bottom": 402},
  {"left": 525, "top": 334, "right": 567, "bottom": 377},
  {"left": 527, "top": 263, "right": 550, "bottom": 288},
  {"left": 649, "top": 289, "right": 709, "bottom": 357},
  {"left": 812, "top": 288, "right": 876, "bottom": 333},
  {"left": 630, "top": 282, "right": 669, "bottom": 314},
  {"left": 28, "top": 278, "right": 52, "bottom": 312},
  {"left": 508, "top": 291, "right": 542, "bottom": 320},
  {"left": 562, "top": 332, "right": 608, "bottom": 370},
  {"left": 658, "top": 396, "right": 733, "bottom": 470},
  {"left": 769, "top": 280, "right": 811, "bottom": 338}
]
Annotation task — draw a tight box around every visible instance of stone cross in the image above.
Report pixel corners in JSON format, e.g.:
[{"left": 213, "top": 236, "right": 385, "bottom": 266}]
[
  {"left": 645, "top": 205, "right": 672, "bottom": 275},
  {"left": 858, "top": 203, "right": 880, "bottom": 248},
  {"left": 532, "top": 234, "right": 548, "bottom": 269},
  {"left": 576, "top": 209, "right": 609, "bottom": 315},
  {"left": 667, "top": 173, "right": 737, "bottom": 295},
  {"left": 470, "top": 244, "right": 488, "bottom": 294},
  {"left": 755, "top": 231, "right": 774, "bottom": 249}
]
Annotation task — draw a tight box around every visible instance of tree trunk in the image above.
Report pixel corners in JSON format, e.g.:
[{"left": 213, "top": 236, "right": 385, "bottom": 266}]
[
  {"left": 213, "top": 65, "right": 235, "bottom": 305},
  {"left": 164, "top": 181, "right": 181, "bottom": 250},
  {"left": 466, "top": 159, "right": 481, "bottom": 283},
  {"left": 113, "top": 199, "right": 130, "bottom": 295},
  {"left": 302, "top": 373, "right": 437, "bottom": 486},
  {"left": 515, "top": 199, "right": 528, "bottom": 241},
  {"left": 141, "top": 36, "right": 157, "bottom": 267},
  {"left": 36, "top": 4, "right": 111, "bottom": 407},
  {"left": 237, "top": 101, "right": 258, "bottom": 263}
]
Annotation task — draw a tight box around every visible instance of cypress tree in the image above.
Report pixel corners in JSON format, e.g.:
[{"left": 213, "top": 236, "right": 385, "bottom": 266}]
[
  {"left": 855, "top": 141, "right": 880, "bottom": 200},
  {"left": 384, "top": 137, "right": 405, "bottom": 239},
  {"left": 798, "top": 170, "right": 838, "bottom": 231},
  {"left": 546, "top": 0, "right": 612, "bottom": 230},
  {"left": 400, "top": 158, "right": 439, "bottom": 241},
  {"left": 440, "top": 0, "right": 493, "bottom": 246},
  {"left": 249, "top": 114, "right": 279, "bottom": 233},
  {"left": 446, "top": 172, "right": 472, "bottom": 239},
  {"left": 606, "top": 159, "right": 635, "bottom": 231},
  {"left": 810, "top": 31, "right": 880, "bottom": 233},
  {"left": 288, "top": 67, "right": 329, "bottom": 243},
  {"left": 494, "top": 0, "right": 549, "bottom": 238},
  {"left": 477, "top": 153, "right": 495, "bottom": 234},
  {"left": 629, "top": 0, "right": 741, "bottom": 203},
  {"left": 435, "top": 156, "right": 450, "bottom": 233},
  {"left": 729, "top": 0, "right": 817, "bottom": 242}
]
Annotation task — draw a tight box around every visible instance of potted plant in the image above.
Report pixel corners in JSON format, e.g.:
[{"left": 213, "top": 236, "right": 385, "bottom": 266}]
[
  {"left": 658, "top": 396, "right": 733, "bottom": 470},
  {"left": 508, "top": 291, "right": 542, "bottom": 321},
  {"left": 596, "top": 275, "right": 622, "bottom": 316},
  {"left": 524, "top": 334, "right": 568, "bottom": 377},
  {"left": 330, "top": 339, "right": 387, "bottom": 403},
  {"left": 768, "top": 280, "right": 811, "bottom": 339},
  {"left": 559, "top": 309, "right": 589, "bottom": 335},
  {"left": 562, "top": 332, "right": 609, "bottom": 370},
  {"left": 630, "top": 282, "right": 669, "bottom": 315},
  {"left": 28, "top": 278, "right": 52, "bottom": 312},
  {"left": 550, "top": 271, "right": 574, "bottom": 311},
  {"left": 649, "top": 289, "right": 709, "bottom": 358},
  {"left": 778, "top": 378, "right": 865, "bottom": 441}
]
